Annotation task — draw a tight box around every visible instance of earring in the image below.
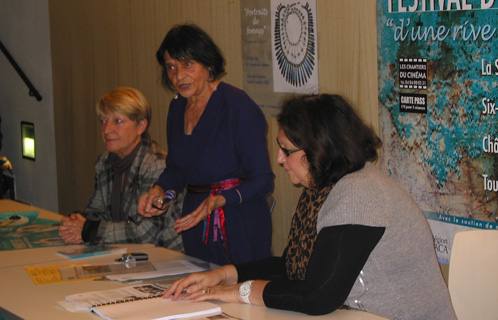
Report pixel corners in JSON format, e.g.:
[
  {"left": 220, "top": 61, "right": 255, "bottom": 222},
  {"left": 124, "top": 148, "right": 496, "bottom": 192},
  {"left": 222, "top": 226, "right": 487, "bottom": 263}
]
[{"left": 174, "top": 94, "right": 178, "bottom": 99}]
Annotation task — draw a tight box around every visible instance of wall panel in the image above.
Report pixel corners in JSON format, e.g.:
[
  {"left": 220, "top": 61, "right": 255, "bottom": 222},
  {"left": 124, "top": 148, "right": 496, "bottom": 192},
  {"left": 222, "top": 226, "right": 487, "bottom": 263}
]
[{"left": 49, "top": 0, "right": 378, "bottom": 255}]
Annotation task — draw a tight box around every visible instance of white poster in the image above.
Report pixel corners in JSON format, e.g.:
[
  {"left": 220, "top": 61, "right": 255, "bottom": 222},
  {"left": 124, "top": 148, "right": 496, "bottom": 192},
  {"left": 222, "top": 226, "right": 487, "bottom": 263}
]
[
  {"left": 271, "top": 0, "right": 318, "bottom": 94},
  {"left": 241, "top": 0, "right": 282, "bottom": 116}
]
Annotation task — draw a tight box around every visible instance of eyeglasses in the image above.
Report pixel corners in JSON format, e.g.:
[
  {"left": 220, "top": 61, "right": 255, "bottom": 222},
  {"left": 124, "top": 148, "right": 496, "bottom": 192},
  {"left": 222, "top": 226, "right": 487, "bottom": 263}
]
[
  {"left": 276, "top": 139, "right": 302, "bottom": 157},
  {"left": 127, "top": 214, "right": 143, "bottom": 225}
]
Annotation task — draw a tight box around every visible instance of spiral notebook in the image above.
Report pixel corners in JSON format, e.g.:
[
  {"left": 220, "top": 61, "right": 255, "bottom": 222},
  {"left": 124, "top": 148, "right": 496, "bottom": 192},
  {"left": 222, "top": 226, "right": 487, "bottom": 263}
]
[{"left": 60, "top": 283, "right": 221, "bottom": 320}]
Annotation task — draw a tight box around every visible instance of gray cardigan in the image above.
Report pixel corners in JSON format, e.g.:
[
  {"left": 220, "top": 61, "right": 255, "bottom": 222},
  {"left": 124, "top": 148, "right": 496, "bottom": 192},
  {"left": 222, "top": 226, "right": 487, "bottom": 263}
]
[{"left": 317, "top": 163, "right": 456, "bottom": 320}]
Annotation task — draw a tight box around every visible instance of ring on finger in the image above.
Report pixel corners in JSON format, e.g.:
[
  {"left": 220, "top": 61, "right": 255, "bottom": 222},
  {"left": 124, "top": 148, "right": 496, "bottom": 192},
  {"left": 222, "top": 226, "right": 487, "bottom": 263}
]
[{"left": 202, "top": 287, "right": 211, "bottom": 294}]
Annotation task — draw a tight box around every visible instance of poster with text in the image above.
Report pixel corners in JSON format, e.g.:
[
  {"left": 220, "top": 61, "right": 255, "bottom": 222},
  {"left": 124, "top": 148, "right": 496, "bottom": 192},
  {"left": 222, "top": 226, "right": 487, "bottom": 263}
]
[
  {"left": 241, "top": 0, "right": 318, "bottom": 116},
  {"left": 377, "top": 0, "right": 498, "bottom": 264},
  {"left": 241, "top": 0, "right": 282, "bottom": 116}
]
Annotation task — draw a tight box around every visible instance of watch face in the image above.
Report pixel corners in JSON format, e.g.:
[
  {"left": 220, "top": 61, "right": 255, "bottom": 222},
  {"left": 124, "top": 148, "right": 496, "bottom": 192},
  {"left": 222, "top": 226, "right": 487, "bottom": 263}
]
[{"left": 239, "top": 282, "right": 251, "bottom": 296}]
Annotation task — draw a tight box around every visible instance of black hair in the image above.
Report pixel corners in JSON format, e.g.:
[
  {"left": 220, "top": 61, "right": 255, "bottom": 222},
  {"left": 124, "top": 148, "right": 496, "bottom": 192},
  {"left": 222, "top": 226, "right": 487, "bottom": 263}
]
[
  {"left": 277, "top": 94, "right": 382, "bottom": 189},
  {"left": 156, "top": 24, "right": 225, "bottom": 91}
]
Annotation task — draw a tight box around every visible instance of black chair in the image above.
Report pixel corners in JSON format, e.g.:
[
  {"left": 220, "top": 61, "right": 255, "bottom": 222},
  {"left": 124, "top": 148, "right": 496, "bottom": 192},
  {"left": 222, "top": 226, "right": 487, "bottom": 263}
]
[{"left": 0, "top": 169, "right": 15, "bottom": 199}]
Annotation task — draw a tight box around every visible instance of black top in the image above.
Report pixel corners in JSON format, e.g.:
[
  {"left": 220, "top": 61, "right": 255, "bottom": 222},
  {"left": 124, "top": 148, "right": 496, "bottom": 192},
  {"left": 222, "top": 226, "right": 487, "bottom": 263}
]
[{"left": 235, "top": 224, "right": 385, "bottom": 315}]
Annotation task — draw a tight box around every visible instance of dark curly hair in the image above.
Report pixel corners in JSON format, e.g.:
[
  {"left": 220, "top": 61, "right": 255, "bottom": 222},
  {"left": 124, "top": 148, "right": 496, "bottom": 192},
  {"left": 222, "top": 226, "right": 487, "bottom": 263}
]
[
  {"left": 277, "top": 94, "right": 382, "bottom": 189},
  {"left": 156, "top": 24, "right": 225, "bottom": 91}
]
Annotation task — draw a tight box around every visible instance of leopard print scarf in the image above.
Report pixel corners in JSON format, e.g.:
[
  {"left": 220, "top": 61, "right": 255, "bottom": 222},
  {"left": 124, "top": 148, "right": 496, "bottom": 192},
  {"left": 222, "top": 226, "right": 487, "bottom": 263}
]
[{"left": 285, "top": 184, "right": 333, "bottom": 280}]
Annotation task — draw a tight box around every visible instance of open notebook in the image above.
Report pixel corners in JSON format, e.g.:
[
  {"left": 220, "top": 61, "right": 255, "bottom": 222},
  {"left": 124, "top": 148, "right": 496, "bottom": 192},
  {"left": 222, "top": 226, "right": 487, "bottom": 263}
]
[
  {"left": 59, "top": 283, "right": 221, "bottom": 320},
  {"left": 92, "top": 297, "right": 221, "bottom": 320}
]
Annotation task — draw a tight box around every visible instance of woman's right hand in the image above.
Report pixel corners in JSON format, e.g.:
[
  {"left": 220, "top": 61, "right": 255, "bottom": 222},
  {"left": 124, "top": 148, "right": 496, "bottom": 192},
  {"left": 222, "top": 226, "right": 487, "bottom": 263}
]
[
  {"left": 137, "top": 186, "right": 167, "bottom": 217},
  {"left": 173, "top": 194, "right": 226, "bottom": 233}
]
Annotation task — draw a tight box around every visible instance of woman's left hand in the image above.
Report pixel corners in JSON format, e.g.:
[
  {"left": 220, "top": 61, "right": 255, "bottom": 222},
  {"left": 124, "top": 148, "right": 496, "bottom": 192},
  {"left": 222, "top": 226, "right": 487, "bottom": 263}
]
[
  {"left": 163, "top": 266, "right": 268, "bottom": 307},
  {"left": 183, "top": 283, "right": 241, "bottom": 303},
  {"left": 162, "top": 266, "right": 240, "bottom": 303},
  {"left": 174, "top": 195, "right": 226, "bottom": 233}
]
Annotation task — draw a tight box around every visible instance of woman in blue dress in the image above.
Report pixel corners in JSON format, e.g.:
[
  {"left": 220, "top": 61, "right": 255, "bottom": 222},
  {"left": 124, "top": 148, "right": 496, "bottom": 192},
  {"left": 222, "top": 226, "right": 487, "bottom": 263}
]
[{"left": 138, "top": 24, "right": 274, "bottom": 265}]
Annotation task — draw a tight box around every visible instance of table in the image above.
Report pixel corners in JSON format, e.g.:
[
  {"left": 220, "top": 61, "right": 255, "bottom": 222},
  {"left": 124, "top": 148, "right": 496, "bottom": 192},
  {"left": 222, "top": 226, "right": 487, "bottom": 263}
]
[
  {"left": 0, "top": 200, "right": 386, "bottom": 320},
  {"left": 0, "top": 199, "right": 62, "bottom": 220},
  {"left": 0, "top": 199, "right": 65, "bottom": 269}
]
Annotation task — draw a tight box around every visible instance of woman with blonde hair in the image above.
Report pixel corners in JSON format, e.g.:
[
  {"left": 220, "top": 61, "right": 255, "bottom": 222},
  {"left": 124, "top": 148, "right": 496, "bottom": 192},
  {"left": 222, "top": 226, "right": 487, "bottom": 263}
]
[{"left": 59, "top": 87, "right": 183, "bottom": 250}]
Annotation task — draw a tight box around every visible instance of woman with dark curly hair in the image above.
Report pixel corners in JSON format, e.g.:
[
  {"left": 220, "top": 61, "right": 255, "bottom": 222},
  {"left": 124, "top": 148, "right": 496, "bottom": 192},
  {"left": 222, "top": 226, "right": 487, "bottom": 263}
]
[{"left": 162, "top": 94, "right": 456, "bottom": 320}]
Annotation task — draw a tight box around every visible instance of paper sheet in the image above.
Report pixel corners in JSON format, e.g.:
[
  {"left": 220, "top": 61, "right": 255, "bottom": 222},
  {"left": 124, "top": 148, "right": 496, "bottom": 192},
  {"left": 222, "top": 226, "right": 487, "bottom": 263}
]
[
  {"left": 25, "top": 263, "right": 93, "bottom": 285},
  {"left": 106, "top": 260, "right": 206, "bottom": 282},
  {"left": 59, "top": 261, "right": 156, "bottom": 281}
]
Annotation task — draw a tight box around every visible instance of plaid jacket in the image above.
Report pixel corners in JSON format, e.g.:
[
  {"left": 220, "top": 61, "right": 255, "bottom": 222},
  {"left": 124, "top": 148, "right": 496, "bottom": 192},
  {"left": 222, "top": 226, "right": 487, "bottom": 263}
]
[{"left": 83, "top": 138, "right": 183, "bottom": 251}]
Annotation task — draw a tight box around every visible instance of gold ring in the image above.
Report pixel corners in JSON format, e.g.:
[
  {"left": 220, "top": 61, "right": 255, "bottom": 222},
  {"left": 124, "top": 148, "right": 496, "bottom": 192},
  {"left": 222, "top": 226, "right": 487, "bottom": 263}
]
[{"left": 202, "top": 287, "right": 211, "bottom": 294}]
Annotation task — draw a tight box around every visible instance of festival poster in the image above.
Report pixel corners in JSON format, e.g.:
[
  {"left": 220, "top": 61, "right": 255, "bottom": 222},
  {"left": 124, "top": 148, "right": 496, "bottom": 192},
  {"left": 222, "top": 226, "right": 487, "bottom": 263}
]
[
  {"left": 377, "top": 0, "right": 498, "bottom": 264},
  {"left": 241, "top": 0, "right": 318, "bottom": 116}
]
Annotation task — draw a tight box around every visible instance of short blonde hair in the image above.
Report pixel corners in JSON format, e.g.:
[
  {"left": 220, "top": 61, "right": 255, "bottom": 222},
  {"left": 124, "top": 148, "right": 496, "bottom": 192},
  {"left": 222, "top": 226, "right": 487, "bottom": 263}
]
[{"left": 96, "top": 87, "right": 151, "bottom": 138}]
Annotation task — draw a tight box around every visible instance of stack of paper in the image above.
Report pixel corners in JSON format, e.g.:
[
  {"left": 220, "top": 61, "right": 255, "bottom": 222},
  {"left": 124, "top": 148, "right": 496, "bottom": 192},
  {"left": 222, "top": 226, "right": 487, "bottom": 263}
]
[{"left": 59, "top": 283, "right": 221, "bottom": 320}]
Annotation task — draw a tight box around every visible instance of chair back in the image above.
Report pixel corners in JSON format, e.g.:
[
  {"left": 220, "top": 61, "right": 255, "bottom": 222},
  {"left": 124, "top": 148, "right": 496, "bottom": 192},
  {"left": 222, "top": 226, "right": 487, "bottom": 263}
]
[
  {"left": 448, "top": 229, "right": 498, "bottom": 320},
  {"left": 0, "top": 169, "right": 15, "bottom": 200}
]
